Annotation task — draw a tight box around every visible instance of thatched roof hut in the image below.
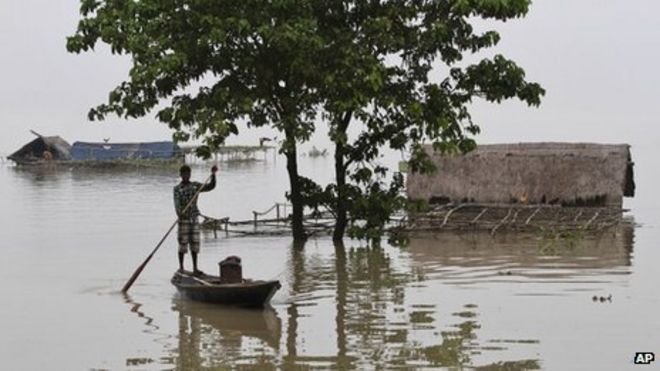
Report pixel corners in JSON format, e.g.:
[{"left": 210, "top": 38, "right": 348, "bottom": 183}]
[
  {"left": 406, "top": 143, "right": 635, "bottom": 207},
  {"left": 8, "top": 135, "right": 72, "bottom": 164}
]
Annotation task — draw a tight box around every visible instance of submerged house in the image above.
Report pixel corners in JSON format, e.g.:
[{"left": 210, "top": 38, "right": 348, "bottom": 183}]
[
  {"left": 405, "top": 143, "right": 635, "bottom": 232},
  {"left": 8, "top": 132, "right": 182, "bottom": 165},
  {"left": 70, "top": 141, "right": 181, "bottom": 161},
  {"left": 407, "top": 143, "right": 634, "bottom": 207},
  {"left": 7, "top": 134, "right": 72, "bottom": 164}
]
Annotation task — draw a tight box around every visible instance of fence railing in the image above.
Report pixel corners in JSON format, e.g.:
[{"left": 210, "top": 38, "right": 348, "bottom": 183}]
[{"left": 252, "top": 202, "right": 292, "bottom": 226}]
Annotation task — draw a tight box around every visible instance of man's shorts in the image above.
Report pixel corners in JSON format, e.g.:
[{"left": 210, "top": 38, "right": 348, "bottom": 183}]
[{"left": 177, "top": 218, "right": 200, "bottom": 254}]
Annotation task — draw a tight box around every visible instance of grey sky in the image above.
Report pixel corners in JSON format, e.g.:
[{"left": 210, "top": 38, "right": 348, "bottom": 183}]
[{"left": 1, "top": 0, "right": 658, "bottom": 155}]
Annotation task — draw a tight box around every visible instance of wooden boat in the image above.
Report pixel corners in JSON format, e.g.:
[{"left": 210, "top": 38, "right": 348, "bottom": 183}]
[{"left": 171, "top": 270, "right": 281, "bottom": 308}]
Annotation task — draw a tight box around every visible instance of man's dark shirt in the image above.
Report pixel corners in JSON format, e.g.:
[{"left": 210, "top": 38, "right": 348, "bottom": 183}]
[{"left": 173, "top": 175, "right": 216, "bottom": 220}]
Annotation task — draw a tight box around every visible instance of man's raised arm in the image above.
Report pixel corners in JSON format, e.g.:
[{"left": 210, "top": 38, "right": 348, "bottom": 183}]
[{"left": 200, "top": 165, "right": 218, "bottom": 192}]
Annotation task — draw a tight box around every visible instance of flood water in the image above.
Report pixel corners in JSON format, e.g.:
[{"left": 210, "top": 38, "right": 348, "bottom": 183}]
[{"left": 0, "top": 156, "right": 658, "bottom": 370}]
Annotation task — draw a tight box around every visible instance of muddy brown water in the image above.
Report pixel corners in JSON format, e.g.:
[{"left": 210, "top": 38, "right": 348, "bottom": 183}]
[{"left": 0, "top": 158, "right": 657, "bottom": 370}]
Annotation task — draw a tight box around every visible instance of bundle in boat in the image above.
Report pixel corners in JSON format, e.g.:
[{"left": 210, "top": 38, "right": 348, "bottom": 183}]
[{"left": 171, "top": 256, "right": 280, "bottom": 308}]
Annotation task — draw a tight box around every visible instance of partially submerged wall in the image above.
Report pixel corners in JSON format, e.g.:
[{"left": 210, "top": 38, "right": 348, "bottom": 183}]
[{"left": 406, "top": 143, "right": 635, "bottom": 207}]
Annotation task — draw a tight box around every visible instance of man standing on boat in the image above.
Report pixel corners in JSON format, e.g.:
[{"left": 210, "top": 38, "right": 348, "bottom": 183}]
[{"left": 174, "top": 165, "right": 217, "bottom": 274}]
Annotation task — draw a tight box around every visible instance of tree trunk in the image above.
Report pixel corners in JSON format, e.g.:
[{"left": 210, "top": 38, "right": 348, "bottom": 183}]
[
  {"left": 285, "top": 139, "right": 306, "bottom": 242},
  {"left": 333, "top": 139, "right": 348, "bottom": 241},
  {"left": 332, "top": 112, "right": 352, "bottom": 242}
]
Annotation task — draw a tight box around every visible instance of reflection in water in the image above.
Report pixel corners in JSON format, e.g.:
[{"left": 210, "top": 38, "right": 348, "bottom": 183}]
[
  {"left": 11, "top": 163, "right": 176, "bottom": 182},
  {"left": 407, "top": 224, "right": 634, "bottom": 289},
  {"left": 402, "top": 305, "right": 541, "bottom": 370},
  {"left": 129, "top": 224, "right": 633, "bottom": 369},
  {"left": 11, "top": 164, "right": 64, "bottom": 183},
  {"left": 170, "top": 299, "right": 282, "bottom": 369},
  {"left": 334, "top": 242, "right": 350, "bottom": 369},
  {"left": 122, "top": 294, "right": 161, "bottom": 369},
  {"left": 344, "top": 244, "right": 538, "bottom": 368},
  {"left": 1, "top": 160, "right": 648, "bottom": 370},
  {"left": 123, "top": 294, "right": 160, "bottom": 334}
]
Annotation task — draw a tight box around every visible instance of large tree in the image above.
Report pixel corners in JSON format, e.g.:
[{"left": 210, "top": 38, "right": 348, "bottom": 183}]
[
  {"left": 67, "top": 1, "right": 328, "bottom": 241},
  {"left": 68, "top": 0, "right": 543, "bottom": 243},
  {"left": 305, "top": 1, "right": 544, "bottom": 242}
]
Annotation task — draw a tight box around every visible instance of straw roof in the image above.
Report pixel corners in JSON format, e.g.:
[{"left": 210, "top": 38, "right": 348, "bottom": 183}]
[
  {"left": 406, "top": 143, "right": 634, "bottom": 207},
  {"left": 8, "top": 136, "right": 72, "bottom": 163}
]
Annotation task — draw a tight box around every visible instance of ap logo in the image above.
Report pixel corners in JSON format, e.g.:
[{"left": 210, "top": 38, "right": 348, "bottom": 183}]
[{"left": 634, "top": 352, "right": 655, "bottom": 365}]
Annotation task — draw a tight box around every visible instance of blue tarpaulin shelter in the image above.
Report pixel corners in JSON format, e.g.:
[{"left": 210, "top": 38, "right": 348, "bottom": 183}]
[{"left": 70, "top": 141, "right": 181, "bottom": 161}]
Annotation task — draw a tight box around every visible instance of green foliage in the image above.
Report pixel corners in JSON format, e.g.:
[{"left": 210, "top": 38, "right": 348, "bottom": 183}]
[
  {"left": 300, "top": 169, "right": 407, "bottom": 246},
  {"left": 68, "top": 0, "right": 544, "bottom": 243},
  {"left": 345, "top": 171, "right": 407, "bottom": 246},
  {"left": 68, "top": 0, "right": 324, "bottom": 157},
  {"left": 313, "top": 0, "right": 544, "bottom": 243},
  {"left": 538, "top": 227, "right": 586, "bottom": 253},
  {"left": 295, "top": 175, "right": 329, "bottom": 212}
]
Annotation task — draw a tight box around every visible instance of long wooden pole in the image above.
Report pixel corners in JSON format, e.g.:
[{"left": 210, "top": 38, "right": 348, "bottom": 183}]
[{"left": 121, "top": 173, "right": 213, "bottom": 293}]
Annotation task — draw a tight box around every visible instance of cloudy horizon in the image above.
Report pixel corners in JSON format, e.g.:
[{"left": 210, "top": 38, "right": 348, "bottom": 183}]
[{"left": 1, "top": 1, "right": 658, "bottom": 156}]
